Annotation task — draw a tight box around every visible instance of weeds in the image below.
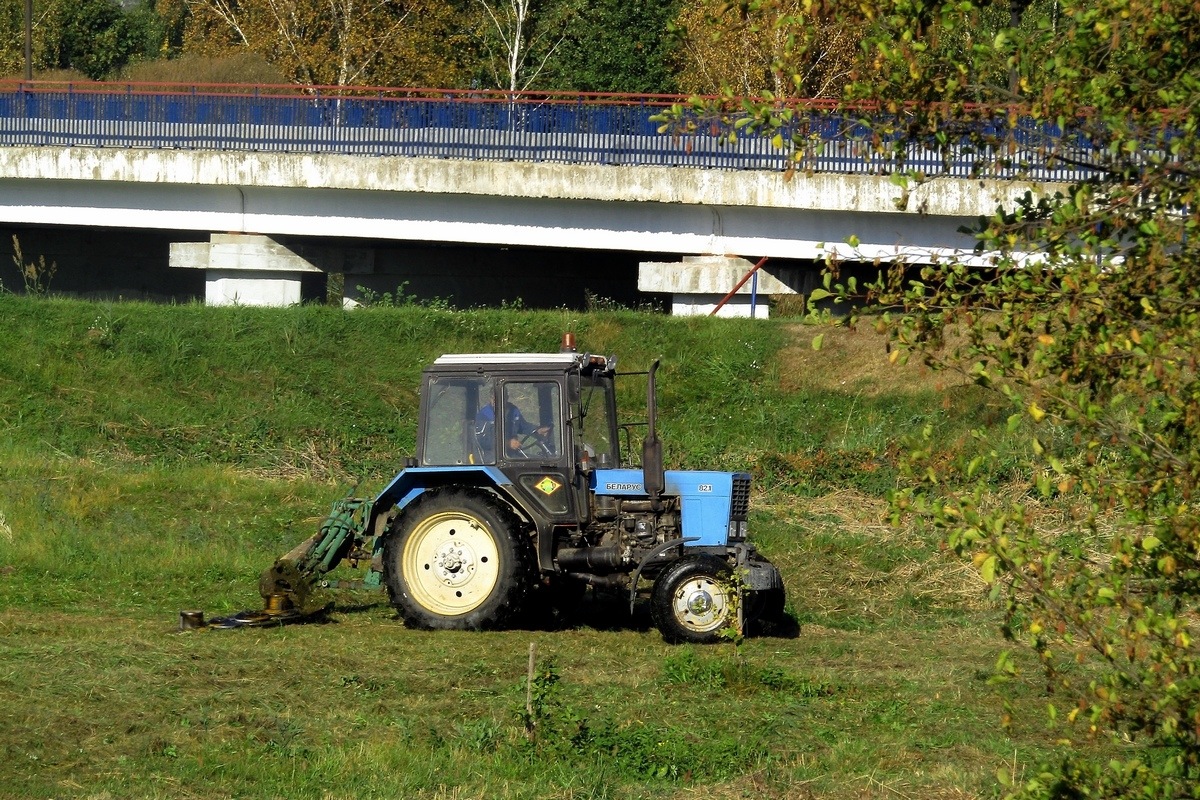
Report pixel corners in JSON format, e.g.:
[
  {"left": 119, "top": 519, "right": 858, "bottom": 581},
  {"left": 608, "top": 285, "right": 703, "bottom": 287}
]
[
  {"left": 583, "top": 289, "right": 663, "bottom": 313},
  {"left": 519, "top": 652, "right": 561, "bottom": 739},
  {"left": 662, "top": 647, "right": 728, "bottom": 689},
  {"left": 11, "top": 235, "right": 57, "bottom": 295},
  {"left": 354, "top": 282, "right": 411, "bottom": 307},
  {"left": 86, "top": 308, "right": 123, "bottom": 350},
  {"left": 354, "top": 282, "right": 453, "bottom": 310},
  {"left": 512, "top": 652, "right": 770, "bottom": 783},
  {"left": 454, "top": 718, "right": 503, "bottom": 752},
  {"left": 719, "top": 564, "right": 749, "bottom": 648}
]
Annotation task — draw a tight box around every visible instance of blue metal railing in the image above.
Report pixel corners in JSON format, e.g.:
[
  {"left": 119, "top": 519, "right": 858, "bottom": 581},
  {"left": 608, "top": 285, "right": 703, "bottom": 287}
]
[{"left": 0, "top": 82, "right": 1106, "bottom": 182}]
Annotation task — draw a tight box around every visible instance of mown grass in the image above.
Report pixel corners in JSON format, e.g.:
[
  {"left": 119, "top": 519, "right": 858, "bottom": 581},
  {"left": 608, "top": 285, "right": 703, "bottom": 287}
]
[
  {"left": 1, "top": 602, "right": 1052, "bottom": 799},
  {"left": 0, "top": 295, "right": 1086, "bottom": 798}
]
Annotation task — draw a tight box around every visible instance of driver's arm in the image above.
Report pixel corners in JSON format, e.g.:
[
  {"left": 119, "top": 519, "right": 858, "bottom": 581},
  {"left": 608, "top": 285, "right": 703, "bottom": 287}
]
[
  {"left": 506, "top": 406, "right": 549, "bottom": 453},
  {"left": 508, "top": 427, "right": 549, "bottom": 450}
]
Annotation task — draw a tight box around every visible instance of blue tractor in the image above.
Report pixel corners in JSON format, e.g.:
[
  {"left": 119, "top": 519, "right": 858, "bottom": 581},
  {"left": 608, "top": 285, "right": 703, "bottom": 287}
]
[{"left": 257, "top": 335, "right": 785, "bottom": 643}]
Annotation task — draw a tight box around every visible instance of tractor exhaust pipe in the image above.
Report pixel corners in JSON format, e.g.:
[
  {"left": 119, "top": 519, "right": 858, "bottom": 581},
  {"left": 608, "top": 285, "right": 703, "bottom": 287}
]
[
  {"left": 643, "top": 360, "right": 665, "bottom": 513},
  {"left": 555, "top": 546, "right": 624, "bottom": 573}
]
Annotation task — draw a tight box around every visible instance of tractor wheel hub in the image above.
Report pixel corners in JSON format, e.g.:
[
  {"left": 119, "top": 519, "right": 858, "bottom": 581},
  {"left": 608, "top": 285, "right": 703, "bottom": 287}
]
[
  {"left": 686, "top": 589, "right": 714, "bottom": 615},
  {"left": 433, "top": 543, "right": 476, "bottom": 585}
]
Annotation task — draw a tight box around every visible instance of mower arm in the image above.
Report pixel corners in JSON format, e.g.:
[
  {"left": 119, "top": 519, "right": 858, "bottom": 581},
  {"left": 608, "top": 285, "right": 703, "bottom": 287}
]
[{"left": 258, "top": 497, "right": 374, "bottom": 613}]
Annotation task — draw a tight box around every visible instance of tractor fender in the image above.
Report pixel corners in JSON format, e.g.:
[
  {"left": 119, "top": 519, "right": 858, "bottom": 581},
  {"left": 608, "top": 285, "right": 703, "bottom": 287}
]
[
  {"left": 733, "top": 541, "right": 784, "bottom": 592},
  {"left": 368, "top": 466, "right": 547, "bottom": 564}
]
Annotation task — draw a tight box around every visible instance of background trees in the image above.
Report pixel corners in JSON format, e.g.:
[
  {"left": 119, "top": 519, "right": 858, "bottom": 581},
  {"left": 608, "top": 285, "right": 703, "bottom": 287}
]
[
  {"left": 671, "top": 0, "right": 859, "bottom": 98},
  {"left": 1, "top": 0, "right": 866, "bottom": 95},
  {"left": 0, "top": 0, "right": 162, "bottom": 80},
  {"left": 542, "top": 0, "right": 680, "bottom": 94},
  {"left": 174, "top": 0, "right": 475, "bottom": 87}
]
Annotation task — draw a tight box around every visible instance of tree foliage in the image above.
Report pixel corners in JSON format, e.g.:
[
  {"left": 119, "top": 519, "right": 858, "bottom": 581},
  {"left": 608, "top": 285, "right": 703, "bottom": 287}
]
[
  {"left": 56, "top": 0, "right": 157, "bottom": 79},
  {"left": 0, "top": 0, "right": 31, "bottom": 76},
  {"left": 543, "top": 0, "right": 680, "bottom": 94},
  {"left": 672, "top": 0, "right": 861, "bottom": 98},
  {"left": 176, "top": 0, "right": 475, "bottom": 87},
  {"left": 3, "top": 0, "right": 895, "bottom": 93},
  {"left": 0, "top": 0, "right": 162, "bottom": 80},
  {"left": 733, "top": 0, "right": 1200, "bottom": 796}
]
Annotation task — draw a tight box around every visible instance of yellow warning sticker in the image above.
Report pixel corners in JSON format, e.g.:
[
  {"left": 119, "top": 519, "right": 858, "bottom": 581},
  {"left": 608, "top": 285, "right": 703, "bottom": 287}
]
[{"left": 535, "top": 477, "right": 562, "bottom": 495}]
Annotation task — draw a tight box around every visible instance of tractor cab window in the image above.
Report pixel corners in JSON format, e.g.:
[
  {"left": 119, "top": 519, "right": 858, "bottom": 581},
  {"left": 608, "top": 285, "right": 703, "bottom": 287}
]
[
  {"left": 422, "top": 376, "right": 496, "bottom": 466},
  {"left": 574, "top": 374, "right": 616, "bottom": 466},
  {"left": 501, "top": 382, "right": 561, "bottom": 459}
]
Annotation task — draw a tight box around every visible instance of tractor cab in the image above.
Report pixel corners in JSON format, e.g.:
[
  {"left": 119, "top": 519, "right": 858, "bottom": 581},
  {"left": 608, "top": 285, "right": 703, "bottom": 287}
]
[{"left": 416, "top": 346, "right": 619, "bottom": 528}]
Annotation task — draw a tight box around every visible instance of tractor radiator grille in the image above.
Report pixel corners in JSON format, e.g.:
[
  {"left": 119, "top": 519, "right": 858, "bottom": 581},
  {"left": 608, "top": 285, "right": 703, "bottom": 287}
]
[{"left": 730, "top": 473, "right": 751, "bottom": 521}]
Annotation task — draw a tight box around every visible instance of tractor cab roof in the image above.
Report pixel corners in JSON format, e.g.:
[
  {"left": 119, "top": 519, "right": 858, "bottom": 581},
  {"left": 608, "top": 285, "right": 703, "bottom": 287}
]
[{"left": 430, "top": 351, "right": 615, "bottom": 376}]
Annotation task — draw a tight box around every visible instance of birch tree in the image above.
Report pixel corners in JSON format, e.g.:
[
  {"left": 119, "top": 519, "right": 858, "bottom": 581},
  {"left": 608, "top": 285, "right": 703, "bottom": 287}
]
[{"left": 472, "top": 0, "right": 576, "bottom": 93}]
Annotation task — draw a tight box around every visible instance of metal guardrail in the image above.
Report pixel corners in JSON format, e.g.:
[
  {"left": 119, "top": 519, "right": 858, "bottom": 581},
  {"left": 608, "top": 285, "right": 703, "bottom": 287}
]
[{"left": 0, "top": 82, "right": 1102, "bottom": 182}]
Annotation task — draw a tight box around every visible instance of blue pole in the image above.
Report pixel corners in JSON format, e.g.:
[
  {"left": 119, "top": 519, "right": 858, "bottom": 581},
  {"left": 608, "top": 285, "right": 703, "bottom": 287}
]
[{"left": 750, "top": 271, "right": 759, "bottom": 318}]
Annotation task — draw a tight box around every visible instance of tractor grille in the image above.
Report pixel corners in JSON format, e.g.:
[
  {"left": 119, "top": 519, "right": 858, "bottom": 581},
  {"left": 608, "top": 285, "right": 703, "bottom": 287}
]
[{"left": 730, "top": 473, "right": 751, "bottom": 521}]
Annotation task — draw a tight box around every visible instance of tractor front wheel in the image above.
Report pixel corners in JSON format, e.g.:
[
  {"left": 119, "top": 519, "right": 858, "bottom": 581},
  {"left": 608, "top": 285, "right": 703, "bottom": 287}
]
[
  {"left": 383, "top": 489, "right": 533, "bottom": 630},
  {"left": 650, "top": 555, "right": 734, "bottom": 644}
]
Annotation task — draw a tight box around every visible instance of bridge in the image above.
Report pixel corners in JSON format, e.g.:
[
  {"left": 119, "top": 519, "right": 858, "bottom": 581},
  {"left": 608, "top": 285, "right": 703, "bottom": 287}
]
[{"left": 0, "top": 83, "right": 1088, "bottom": 313}]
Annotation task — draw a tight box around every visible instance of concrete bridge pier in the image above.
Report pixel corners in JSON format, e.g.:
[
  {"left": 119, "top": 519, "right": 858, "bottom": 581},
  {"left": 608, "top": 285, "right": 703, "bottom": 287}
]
[
  {"left": 169, "top": 233, "right": 373, "bottom": 306},
  {"left": 638, "top": 255, "right": 813, "bottom": 318}
]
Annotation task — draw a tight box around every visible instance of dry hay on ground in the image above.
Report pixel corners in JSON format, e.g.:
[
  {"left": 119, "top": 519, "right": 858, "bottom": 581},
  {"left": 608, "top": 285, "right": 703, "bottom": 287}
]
[
  {"left": 760, "top": 489, "right": 993, "bottom": 615},
  {"left": 779, "top": 323, "right": 972, "bottom": 396}
]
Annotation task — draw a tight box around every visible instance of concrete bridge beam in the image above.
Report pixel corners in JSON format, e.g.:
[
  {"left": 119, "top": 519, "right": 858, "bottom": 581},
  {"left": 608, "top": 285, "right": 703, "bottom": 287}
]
[
  {"left": 639, "top": 256, "right": 816, "bottom": 318},
  {"left": 169, "top": 233, "right": 373, "bottom": 306}
]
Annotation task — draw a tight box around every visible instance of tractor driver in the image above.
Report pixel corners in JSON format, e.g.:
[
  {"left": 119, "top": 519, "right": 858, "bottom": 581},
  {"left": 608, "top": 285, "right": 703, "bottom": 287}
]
[{"left": 475, "top": 402, "right": 551, "bottom": 458}]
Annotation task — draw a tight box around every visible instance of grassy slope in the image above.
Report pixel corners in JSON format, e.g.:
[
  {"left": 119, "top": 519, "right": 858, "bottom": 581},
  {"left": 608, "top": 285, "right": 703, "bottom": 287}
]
[{"left": 0, "top": 296, "right": 1072, "bottom": 799}]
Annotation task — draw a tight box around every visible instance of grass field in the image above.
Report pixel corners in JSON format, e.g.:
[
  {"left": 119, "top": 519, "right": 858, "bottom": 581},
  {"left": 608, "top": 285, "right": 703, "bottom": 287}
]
[{"left": 0, "top": 295, "right": 1080, "bottom": 799}]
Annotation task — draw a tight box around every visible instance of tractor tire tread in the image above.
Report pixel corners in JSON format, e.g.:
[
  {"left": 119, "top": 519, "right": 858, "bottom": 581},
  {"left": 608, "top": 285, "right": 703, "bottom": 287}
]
[
  {"left": 383, "top": 488, "right": 533, "bottom": 631},
  {"left": 650, "top": 554, "right": 734, "bottom": 645}
]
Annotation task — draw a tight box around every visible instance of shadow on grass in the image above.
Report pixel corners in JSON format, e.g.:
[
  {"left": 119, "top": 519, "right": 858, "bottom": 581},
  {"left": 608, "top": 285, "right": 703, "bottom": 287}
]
[
  {"left": 204, "top": 586, "right": 800, "bottom": 641},
  {"left": 515, "top": 587, "right": 802, "bottom": 641}
]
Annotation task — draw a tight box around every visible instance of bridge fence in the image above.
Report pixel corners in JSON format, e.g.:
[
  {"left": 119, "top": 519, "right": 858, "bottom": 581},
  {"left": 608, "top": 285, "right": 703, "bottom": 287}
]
[{"left": 0, "top": 82, "right": 1105, "bottom": 182}]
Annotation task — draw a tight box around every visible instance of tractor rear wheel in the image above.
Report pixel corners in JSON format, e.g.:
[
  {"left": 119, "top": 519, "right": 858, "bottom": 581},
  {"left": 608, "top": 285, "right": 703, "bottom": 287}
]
[
  {"left": 650, "top": 555, "right": 734, "bottom": 644},
  {"left": 383, "top": 489, "right": 533, "bottom": 630}
]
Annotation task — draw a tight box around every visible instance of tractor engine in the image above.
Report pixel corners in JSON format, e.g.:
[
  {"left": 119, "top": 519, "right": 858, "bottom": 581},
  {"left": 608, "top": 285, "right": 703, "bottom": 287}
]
[{"left": 553, "top": 496, "right": 682, "bottom": 576}]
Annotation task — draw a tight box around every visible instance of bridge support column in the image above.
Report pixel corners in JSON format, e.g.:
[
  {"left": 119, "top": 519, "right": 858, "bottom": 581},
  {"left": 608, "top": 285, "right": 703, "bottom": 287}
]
[
  {"left": 169, "top": 233, "right": 373, "bottom": 306},
  {"left": 638, "top": 255, "right": 806, "bottom": 318}
]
